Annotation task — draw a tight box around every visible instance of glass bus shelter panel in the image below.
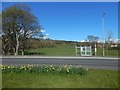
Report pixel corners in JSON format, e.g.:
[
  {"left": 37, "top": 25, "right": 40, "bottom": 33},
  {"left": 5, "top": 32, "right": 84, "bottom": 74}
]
[
  {"left": 80, "top": 46, "right": 92, "bottom": 56},
  {"left": 81, "top": 47, "right": 85, "bottom": 55}
]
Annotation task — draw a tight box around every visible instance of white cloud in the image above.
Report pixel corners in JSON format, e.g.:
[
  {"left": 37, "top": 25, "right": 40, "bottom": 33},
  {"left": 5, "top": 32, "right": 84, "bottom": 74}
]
[
  {"left": 45, "top": 34, "right": 49, "bottom": 36},
  {"left": 41, "top": 29, "right": 45, "bottom": 32},
  {"left": 113, "top": 39, "right": 120, "bottom": 43},
  {"left": 80, "top": 40, "right": 86, "bottom": 42}
]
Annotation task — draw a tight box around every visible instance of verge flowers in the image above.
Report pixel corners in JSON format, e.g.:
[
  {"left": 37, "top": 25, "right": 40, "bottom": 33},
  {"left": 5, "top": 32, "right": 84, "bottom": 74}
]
[{"left": 1, "top": 64, "right": 88, "bottom": 75}]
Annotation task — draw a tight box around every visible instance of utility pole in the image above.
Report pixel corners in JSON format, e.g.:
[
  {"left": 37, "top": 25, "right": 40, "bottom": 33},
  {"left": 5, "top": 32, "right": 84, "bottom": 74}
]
[{"left": 102, "top": 13, "right": 105, "bottom": 56}]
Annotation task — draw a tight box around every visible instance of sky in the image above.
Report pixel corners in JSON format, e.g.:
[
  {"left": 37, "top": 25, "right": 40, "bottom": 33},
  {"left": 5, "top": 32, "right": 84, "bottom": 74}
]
[{"left": 2, "top": 2, "right": 118, "bottom": 41}]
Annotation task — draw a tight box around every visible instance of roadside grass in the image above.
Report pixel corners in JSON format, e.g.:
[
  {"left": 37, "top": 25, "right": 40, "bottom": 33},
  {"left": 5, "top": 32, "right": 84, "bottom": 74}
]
[
  {"left": 28, "top": 45, "right": 118, "bottom": 57},
  {"left": 2, "top": 69, "right": 118, "bottom": 88},
  {"left": 97, "top": 48, "right": 118, "bottom": 57}
]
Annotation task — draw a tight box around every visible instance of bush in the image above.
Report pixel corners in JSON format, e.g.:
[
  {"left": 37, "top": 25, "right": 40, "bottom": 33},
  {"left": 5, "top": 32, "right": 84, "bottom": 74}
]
[
  {"left": 18, "top": 51, "right": 46, "bottom": 55},
  {"left": 18, "top": 50, "right": 29, "bottom": 55},
  {"left": 28, "top": 52, "right": 46, "bottom": 55},
  {"left": 108, "top": 47, "right": 120, "bottom": 50}
]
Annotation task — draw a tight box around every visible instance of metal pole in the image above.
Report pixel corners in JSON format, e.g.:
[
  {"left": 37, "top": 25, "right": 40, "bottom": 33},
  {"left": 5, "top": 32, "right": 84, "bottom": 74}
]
[
  {"left": 102, "top": 13, "right": 105, "bottom": 56},
  {"left": 75, "top": 46, "right": 77, "bottom": 56},
  {"left": 95, "top": 43, "right": 97, "bottom": 56}
]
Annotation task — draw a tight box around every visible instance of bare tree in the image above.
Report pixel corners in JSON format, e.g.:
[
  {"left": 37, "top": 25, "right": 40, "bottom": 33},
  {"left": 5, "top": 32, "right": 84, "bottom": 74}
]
[
  {"left": 87, "top": 35, "right": 100, "bottom": 55},
  {"left": 106, "top": 31, "right": 113, "bottom": 56},
  {"left": 106, "top": 31, "right": 113, "bottom": 44},
  {"left": 87, "top": 35, "right": 99, "bottom": 43}
]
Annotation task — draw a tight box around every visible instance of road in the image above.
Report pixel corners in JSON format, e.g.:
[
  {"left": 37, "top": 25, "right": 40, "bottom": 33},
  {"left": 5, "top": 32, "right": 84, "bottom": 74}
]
[{"left": 1, "top": 56, "right": 119, "bottom": 70}]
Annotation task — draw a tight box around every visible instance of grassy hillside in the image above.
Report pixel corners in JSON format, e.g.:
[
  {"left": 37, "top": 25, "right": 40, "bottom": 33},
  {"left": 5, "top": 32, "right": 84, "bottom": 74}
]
[
  {"left": 27, "top": 44, "right": 118, "bottom": 57},
  {"left": 29, "top": 45, "right": 76, "bottom": 56}
]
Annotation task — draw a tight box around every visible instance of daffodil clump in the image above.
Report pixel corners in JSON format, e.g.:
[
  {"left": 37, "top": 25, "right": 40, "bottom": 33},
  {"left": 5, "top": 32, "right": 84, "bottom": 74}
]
[{"left": 0, "top": 64, "right": 88, "bottom": 75}]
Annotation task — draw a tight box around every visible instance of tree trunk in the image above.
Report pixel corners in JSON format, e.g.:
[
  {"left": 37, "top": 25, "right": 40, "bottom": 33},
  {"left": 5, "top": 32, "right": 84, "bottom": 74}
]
[
  {"left": 22, "top": 50, "right": 24, "bottom": 55},
  {"left": 15, "top": 33, "right": 19, "bottom": 55}
]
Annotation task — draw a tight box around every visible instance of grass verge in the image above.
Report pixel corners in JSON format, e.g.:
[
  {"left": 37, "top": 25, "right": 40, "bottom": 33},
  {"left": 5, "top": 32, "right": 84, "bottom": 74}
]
[
  {"left": 2, "top": 69, "right": 118, "bottom": 88},
  {"left": 28, "top": 45, "right": 118, "bottom": 57}
]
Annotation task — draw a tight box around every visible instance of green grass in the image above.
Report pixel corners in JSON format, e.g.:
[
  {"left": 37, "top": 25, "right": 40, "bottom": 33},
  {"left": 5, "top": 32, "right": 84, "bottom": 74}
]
[
  {"left": 2, "top": 69, "right": 118, "bottom": 88},
  {"left": 29, "top": 45, "right": 76, "bottom": 56},
  {"left": 97, "top": 48, "right": 118, "bottom": 57},
  {"left": 28, "top": 45, "right": 118, "bottom": 56}
]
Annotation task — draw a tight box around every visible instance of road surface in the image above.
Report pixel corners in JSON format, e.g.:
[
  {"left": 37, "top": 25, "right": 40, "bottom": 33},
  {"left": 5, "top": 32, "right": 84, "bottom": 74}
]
[{"left": 1, "top": 56, "right": 119, "bottom": 70}]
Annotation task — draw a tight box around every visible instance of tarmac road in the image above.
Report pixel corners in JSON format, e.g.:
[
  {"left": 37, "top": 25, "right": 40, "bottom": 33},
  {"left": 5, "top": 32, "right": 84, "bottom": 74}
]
[{"left": 1, "top": 56, "right": 119, "bottom": 70}]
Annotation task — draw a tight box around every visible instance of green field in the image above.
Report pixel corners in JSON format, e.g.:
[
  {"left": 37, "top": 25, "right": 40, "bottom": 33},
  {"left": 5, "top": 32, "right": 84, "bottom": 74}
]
[
  {"left": 97, "top": 48, "right": 118, "bottom": 57},
  {"left": 29, "top": 45, "right": 76, "bottom": 56},
  {"left": 2, "top": 69, "right": 118, "bottom": 88},
  {"left": 27, "top": 45, "right": 118, "bottom": 56}
]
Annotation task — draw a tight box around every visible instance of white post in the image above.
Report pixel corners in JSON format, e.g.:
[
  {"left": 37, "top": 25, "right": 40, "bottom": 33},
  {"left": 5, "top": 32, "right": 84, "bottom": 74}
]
[
  {"left": 95, "top": 43, "right": 97, "bottom": 56},
  {"left": 75, "top": 46, "right": 77, "bottom": 56},
  {"left": 79, "top": 46, "right": 81, "bottom": 56},
  {"left": 80, "top": 46, "right": 82, "bottom": 56},
  {"left": 85, "top": 46, "right": 86, "bottom": 56}
]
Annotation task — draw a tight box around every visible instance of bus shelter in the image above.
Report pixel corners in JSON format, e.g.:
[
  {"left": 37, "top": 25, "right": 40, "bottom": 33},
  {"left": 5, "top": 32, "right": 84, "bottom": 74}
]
[{"left": 75, "top": 46, "right": 92, "bottom": 56}]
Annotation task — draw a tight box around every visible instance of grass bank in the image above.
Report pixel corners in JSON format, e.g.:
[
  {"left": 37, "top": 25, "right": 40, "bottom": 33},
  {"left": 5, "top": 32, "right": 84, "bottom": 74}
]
[
  {"left": 2, "top": 69, "right": 118, "bottom": 88},
  {"left": 29, "top": 45, "right": 75, "bottom": 56},
  {"left": 28, "top": 45, "right": 118, "bottom": 57}
]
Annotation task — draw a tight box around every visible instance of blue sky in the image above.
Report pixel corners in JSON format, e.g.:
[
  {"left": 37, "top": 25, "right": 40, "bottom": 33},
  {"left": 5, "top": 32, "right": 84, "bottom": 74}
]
[{"left": 2, "top": 2, "right": 118, "bottom": 41}]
